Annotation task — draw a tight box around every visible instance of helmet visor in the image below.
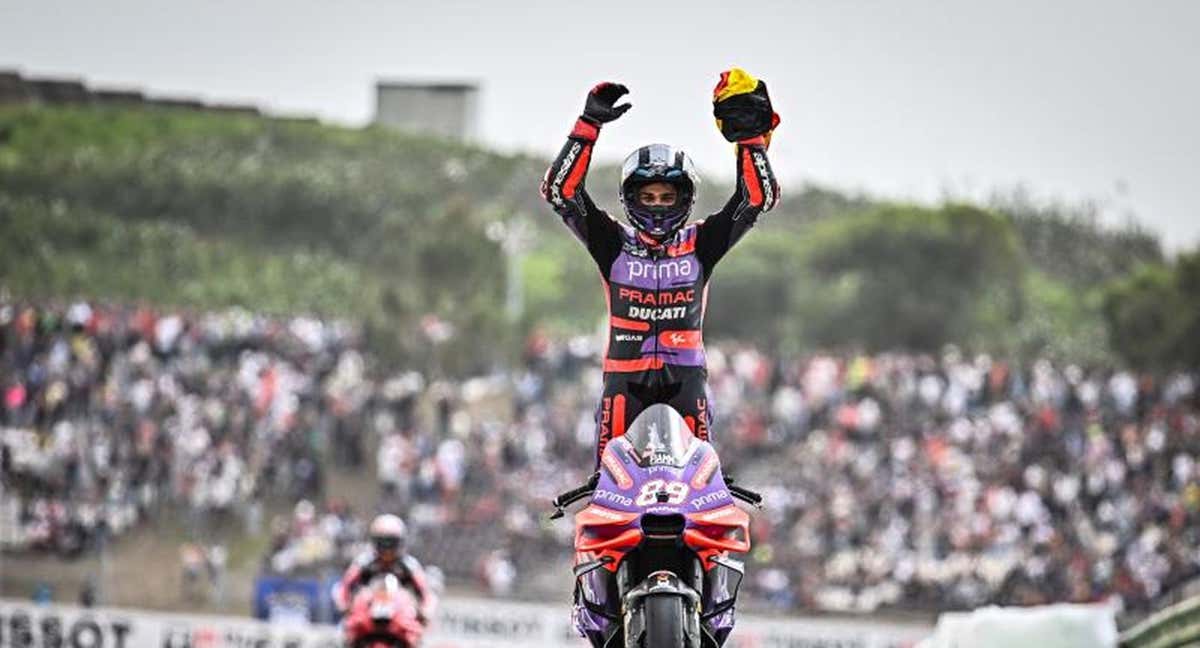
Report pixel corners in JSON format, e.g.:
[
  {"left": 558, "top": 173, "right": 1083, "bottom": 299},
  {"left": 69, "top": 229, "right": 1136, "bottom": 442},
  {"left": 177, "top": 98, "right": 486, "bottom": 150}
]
[{"left": 373, "top": 536, "right": 404, "bottom": 553}]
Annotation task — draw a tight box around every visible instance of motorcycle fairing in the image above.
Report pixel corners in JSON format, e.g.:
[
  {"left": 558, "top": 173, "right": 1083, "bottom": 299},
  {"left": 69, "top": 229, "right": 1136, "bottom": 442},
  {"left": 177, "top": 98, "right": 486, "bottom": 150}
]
[{"left": 580, "top": 435, "right": 750, "bottom": 574}]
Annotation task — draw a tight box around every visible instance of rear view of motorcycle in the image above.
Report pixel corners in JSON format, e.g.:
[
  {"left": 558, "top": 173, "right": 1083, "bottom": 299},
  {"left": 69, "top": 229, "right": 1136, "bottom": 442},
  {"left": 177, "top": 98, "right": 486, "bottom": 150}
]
[{"left": 551, "top": 404, "right": 764, "bottom": 648}]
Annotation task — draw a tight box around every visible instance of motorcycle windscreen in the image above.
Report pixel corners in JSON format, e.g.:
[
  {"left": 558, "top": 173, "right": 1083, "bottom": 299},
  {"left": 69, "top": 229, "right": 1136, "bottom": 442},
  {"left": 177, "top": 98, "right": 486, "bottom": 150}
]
[{"left": 622, "top": 403, "right": 697, "bottom": 468}]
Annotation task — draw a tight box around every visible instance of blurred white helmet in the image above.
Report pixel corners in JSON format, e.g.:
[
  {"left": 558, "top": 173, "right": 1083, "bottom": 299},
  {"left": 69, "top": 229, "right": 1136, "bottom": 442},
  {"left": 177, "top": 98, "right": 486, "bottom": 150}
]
[{"left": 370, "top": 514, "right": 407, "bottom": 557}]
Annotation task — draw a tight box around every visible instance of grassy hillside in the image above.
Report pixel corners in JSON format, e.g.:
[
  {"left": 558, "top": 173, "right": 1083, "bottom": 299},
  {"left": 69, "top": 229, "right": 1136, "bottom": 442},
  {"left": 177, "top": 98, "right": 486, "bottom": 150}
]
[{"left": 0, "top": 104, "right": 1168, "bottom": 368}]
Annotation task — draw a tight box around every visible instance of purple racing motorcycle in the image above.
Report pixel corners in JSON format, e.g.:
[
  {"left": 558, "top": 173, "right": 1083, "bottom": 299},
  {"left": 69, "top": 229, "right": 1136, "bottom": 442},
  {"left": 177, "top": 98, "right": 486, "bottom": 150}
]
[{"left": 551, "top": 404, "right": 764, "bottom": 648}]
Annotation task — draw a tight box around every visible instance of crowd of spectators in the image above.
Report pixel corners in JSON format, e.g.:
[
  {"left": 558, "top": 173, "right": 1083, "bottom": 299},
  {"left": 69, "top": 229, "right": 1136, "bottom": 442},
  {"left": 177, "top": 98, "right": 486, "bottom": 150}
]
[
  {"left": 262, "top": 497, "right": 364, "bottom": 576},
  {"left": 702, "top": 347, "right": 1198, "bottom": 615},
  {"left": 5, "top": 297, "right": 1198, "bottom": 617},
  {"left": 394, "top": 334, "right": 1200, "bottom": 616},
  {"left": 0, "top": 297, "right": 369, "bottom": 555}
]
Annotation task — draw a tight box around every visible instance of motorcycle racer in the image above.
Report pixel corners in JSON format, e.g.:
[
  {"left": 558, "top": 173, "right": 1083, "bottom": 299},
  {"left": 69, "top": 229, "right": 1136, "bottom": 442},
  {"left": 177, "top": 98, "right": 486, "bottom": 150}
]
[
  {"left": 540, "top": 68, "right": 781, "bottom": 465},
  {"left": 334, "top": 514, "right": 437, "bottom": 625}
]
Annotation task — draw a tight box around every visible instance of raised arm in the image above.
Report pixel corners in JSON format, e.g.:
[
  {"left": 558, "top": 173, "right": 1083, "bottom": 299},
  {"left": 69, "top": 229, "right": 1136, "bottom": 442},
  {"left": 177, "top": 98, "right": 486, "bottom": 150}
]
[
  {"left": 540, "top": 83, "right": 631, "bottom": 267},
  {"left": 696, "top": 69, "right": 782, "bottom": 270},
  {"left": 696, "top": 137, "right": 779, "bottom": 269}
]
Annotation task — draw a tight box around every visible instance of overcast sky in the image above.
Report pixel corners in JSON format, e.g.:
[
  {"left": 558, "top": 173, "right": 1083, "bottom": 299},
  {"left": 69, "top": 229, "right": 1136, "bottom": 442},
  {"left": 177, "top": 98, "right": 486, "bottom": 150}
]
[{"left": 2, "top": 0, "right": 1197, "bottom": 249}]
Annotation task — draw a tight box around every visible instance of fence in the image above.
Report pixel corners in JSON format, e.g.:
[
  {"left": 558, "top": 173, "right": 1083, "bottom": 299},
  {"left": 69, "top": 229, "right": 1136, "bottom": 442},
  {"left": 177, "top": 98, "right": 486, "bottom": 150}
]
[{"left": 1120, "top": 595, "right": 1200, "bottom": 648}]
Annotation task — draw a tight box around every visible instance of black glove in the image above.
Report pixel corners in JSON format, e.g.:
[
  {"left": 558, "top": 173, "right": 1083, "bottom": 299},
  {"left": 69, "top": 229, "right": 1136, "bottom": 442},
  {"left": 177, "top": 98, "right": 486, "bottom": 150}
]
[
  {"left": 713, "top": 79, "right": 779, "bottom": 143},
  {"left": 581, "top": 82, "right": 631, "bottom": 126}
]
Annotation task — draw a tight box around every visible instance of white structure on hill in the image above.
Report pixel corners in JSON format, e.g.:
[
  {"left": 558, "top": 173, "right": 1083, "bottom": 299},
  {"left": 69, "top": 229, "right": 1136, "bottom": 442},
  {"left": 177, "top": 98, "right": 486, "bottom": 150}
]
[{"left": 374, "top": 80, "right": 479, "bottom": 140}]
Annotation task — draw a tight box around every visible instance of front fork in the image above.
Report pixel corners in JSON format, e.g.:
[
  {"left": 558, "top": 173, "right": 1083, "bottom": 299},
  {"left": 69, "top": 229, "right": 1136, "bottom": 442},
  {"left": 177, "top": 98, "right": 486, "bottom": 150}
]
[
  {"left": 621, "top": 568, "right": 703, "bottom": 648},
  {"left": 576, "top": 555, "right": 734, "bottom": 647}
]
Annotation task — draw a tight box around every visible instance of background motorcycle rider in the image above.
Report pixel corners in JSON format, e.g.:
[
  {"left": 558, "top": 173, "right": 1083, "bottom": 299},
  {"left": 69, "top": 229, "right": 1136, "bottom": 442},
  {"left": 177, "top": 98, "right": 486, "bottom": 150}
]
[{"left": 334, "top": 514, "right": 437, "bottom": 625}]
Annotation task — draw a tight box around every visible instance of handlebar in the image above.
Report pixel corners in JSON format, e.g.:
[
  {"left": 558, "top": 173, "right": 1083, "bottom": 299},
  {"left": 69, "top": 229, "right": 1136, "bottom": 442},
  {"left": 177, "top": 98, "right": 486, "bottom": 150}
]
[
  {"left": 549, "top": 472, "right": 600, "bottom": 520},
  {"left": 724, "top": 475, "right": 764, "bottom": 509},
  {"left": 728, "top": 484, "right": 764, "bottom": 508}
]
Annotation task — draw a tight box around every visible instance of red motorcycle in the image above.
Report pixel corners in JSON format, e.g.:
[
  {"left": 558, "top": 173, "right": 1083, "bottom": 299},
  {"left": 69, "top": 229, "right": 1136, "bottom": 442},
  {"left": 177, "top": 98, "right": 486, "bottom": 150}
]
[{"left": 342, "top": 574, "right": 426, "bottom": 648}]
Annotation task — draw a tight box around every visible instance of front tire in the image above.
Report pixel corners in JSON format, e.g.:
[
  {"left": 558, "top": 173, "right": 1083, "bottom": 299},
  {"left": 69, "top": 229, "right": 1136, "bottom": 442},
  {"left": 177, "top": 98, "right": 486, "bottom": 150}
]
[
  {"left": 352, "top": 634, "right": 410, "bottom": 648},
  {"left": 643, "top": 595, "right": 685, "bottom": 648}
]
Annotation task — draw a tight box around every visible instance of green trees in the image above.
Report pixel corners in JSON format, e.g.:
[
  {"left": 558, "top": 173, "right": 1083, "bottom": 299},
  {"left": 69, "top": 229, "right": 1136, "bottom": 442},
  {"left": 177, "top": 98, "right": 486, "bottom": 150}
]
[
  {"left": 1103, "top": 251, "right": 1200, "bottom": 369},
  {"left": 801, "top": 203, "right": 1023, "bottom": 351}
]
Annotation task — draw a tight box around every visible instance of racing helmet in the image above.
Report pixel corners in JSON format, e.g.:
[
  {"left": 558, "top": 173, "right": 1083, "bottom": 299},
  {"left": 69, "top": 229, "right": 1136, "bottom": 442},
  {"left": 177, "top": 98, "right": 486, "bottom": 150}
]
[
  {"left": 619, "top": 144, "right": 700, "bottom": 239},
  {"left": 369, "top": 514, "right": 407, "bottom": 562}
]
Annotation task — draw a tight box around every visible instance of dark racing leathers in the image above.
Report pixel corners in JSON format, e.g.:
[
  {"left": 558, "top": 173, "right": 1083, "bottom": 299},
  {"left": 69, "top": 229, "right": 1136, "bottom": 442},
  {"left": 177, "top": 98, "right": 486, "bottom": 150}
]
[
  {"left": 541, "top": 117, "right": 779, "bottom": 465},
  {"left": 335, "top": 550, "right": 436, "bottom": 623}
]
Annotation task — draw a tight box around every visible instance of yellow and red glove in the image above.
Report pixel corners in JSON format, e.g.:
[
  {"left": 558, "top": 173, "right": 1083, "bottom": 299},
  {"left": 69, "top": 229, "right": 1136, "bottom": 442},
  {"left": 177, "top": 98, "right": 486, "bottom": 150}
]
[{"left": 713, "top": 68, "right": 780, "bottom": 147}]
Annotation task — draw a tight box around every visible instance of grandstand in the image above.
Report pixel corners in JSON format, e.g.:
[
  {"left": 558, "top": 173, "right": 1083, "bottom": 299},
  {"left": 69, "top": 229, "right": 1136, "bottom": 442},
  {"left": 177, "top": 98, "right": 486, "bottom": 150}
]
[{"left": 3, "top": 298, "right": 1197, "bottom": 634}]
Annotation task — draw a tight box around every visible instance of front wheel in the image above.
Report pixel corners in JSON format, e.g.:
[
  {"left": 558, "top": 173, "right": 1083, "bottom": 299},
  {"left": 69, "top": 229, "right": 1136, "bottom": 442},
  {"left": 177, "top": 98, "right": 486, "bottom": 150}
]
[
  {"left": 642, "top": 595, "right": 685, "bottom": 648},
  {"left": 351, "top": 634, "right": 410, "bottom": 648}
]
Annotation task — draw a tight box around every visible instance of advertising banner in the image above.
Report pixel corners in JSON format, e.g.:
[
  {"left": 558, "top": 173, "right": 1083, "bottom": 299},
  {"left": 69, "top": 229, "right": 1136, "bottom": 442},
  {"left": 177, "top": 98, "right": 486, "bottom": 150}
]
[
  {"left": 1, "top": 597, "right": 930, "bottom": 648},
  {"left": 0, "top": 600, "right": 338, "bottom": 648}
]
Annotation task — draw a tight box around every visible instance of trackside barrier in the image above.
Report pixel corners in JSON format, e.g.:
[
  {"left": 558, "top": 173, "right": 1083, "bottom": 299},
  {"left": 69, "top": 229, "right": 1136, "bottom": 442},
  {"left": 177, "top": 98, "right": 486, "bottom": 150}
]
[
  {"left": 918, "top": 603, "right": 1118, "bottom": 648},
  {"left": 1120, "top": 595, "right": 1200, "bottom": 648},
  {"left": 0, "top": 597, "right": 932, "bottom": 648}
]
